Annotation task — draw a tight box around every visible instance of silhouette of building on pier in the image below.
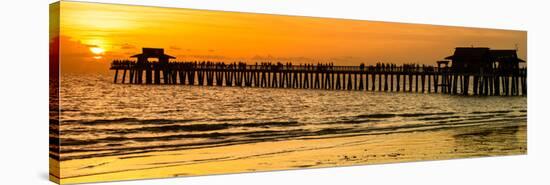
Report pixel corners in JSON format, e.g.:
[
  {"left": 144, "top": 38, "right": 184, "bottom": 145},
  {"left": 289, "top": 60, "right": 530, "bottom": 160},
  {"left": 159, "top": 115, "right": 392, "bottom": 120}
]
[
  {"left": 444, "top": 47, "right": 525, "bottom": 74},
  {"left": 129, "top": 48, "right": 176, "bottom": 84},
  {"left": 132, "top": 48, "right": 175, "bottom": 64},
  {"left": 490, "top": 49, "right": 526, "bottom": 73}
]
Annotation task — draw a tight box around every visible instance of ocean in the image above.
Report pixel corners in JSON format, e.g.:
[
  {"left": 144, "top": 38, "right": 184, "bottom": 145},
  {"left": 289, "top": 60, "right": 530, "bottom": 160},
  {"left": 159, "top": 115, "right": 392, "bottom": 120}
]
[{"left": 55, "top": 73, "right": 527, "bottom": 183}]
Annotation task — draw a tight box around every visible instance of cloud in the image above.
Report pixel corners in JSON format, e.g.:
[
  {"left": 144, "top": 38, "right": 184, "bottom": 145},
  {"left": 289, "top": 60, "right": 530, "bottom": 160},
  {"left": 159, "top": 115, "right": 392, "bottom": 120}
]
[
  {"left": 177, "top": 54, "right": 227, "bottom": 60},
  {"left": 120, "top": 43, "right": 136, "bottom": 50},
  {"left": 56, "top": 36, "right": 112, "bottom": 74},
  {"left": 169, "top": 46, "right": 182, "bottom": 50},
  {"left": 250, "top": 54, "right": 318, "bottom": 63},
  {"left": 84, "top": 44, "right": 100, "bottom": 48}
]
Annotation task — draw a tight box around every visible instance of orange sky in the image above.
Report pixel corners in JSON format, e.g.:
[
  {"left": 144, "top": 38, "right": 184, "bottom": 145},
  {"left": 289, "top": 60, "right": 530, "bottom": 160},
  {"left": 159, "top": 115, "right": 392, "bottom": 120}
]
[{"left": 53, "top": 1, "right": 527, "bottom": 74}]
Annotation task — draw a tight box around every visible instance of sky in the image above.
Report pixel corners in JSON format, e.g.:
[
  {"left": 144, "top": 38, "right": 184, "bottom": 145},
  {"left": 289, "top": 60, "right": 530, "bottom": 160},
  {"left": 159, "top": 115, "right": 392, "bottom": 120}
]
[{"left": 52, "top": 1, "right": 527, "bottom": 74}]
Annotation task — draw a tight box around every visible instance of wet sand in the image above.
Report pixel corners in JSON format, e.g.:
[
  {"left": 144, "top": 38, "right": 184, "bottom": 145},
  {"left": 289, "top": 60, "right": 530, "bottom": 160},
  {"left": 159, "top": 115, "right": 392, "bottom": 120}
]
[{"left": 53, "top": 121, "right": 526, "bottom": 184}]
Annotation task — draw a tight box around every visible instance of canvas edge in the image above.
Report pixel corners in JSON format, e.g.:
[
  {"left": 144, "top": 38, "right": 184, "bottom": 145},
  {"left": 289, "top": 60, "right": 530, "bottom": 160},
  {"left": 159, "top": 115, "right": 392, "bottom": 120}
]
[{"left": 49, "top": 1, "right": 62, "bottom": 184}]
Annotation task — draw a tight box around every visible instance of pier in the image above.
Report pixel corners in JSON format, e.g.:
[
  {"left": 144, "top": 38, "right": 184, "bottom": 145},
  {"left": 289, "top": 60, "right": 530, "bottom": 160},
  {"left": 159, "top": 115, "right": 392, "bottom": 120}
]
[{"left": 110, "top": 48, "right": 527, "bottom": 96}]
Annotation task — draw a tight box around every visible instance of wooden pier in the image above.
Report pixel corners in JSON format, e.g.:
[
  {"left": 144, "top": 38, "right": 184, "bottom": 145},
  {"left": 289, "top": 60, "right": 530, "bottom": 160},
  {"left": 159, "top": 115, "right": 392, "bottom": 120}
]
[{"left": 110, "top": 60, "right": 527, "bottom": 96}]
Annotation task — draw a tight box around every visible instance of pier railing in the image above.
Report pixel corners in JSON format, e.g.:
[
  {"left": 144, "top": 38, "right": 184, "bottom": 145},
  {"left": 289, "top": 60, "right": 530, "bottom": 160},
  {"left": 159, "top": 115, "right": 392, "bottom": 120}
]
[{"left": 110, "top": 60, "right": 526, "bottom": 96}]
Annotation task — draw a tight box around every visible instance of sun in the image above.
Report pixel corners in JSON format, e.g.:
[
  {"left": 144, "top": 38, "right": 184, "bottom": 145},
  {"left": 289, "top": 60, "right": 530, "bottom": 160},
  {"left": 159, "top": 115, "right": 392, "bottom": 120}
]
[{"left": 90, "top": 47, "right": 105, "bottom": 55}]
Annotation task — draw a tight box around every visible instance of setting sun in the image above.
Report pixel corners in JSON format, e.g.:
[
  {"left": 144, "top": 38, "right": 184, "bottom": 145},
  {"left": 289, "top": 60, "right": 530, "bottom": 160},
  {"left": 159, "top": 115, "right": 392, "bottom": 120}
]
[{"left": 90, "top": 47, "right": 104, "bottom": 55}]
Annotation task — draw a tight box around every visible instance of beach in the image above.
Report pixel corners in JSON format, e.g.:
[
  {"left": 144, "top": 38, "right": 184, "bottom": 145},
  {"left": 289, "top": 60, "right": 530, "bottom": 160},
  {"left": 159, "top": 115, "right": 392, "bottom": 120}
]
[{"left": 54, "top": 120, "right": 526, "bottom": 184}]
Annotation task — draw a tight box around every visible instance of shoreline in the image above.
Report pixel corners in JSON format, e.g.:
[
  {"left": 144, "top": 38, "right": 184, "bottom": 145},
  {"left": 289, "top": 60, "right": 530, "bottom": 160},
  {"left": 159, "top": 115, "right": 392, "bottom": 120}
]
[{"left": 56, "top": 121, "right": 526, "bottom": 184}]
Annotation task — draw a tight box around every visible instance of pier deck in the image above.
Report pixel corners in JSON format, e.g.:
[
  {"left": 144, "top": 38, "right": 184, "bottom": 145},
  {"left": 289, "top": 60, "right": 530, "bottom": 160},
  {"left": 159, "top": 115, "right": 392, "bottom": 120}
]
[{"left": 110, "top": 60, "right": 526, "bottom": 96}]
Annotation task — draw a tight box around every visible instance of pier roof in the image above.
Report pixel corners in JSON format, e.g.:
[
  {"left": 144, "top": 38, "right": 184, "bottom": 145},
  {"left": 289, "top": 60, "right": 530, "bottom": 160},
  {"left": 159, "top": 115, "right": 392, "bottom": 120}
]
[
  {"left": 444, "top": 47, "right": 490, "bottom": 61},
  {"left": 490, "top": 50, "right": 526, "bottom": 63},
  {"left": 131, "top": 48, "right": 175, "bottom": 59},
  {"left": 444, "top": 47, "right": 525, "bottom": 63}
]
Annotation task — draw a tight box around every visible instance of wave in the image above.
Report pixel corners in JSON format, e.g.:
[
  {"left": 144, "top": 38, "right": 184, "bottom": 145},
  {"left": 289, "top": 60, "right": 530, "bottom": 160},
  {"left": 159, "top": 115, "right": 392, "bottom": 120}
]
[
  {"left": 59, "top": 116, "right": 526, "bottom": 161},
  {"left": 63, "top": 118, "right": 201, "bottom": 125},
  {"left": 470, "top": 110, "right": 513, "bottom": 114},
  {"left": 398, "top": 112, "right": 455, "bottom": 117},
  {"left": 61, "top": 111, "right": 525, "bottom": 139},
  {"left": 355, "top": 113, "right": 396, "bottom": 118},
  {"left": 355, "top": 112, "right": 457, "bottom": 119},
  {"left": 58, "top": 109, "right": 526, "bottom": 161},
  {"left": 112, "top": 121, "right": 299, "bottom": 134}
]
